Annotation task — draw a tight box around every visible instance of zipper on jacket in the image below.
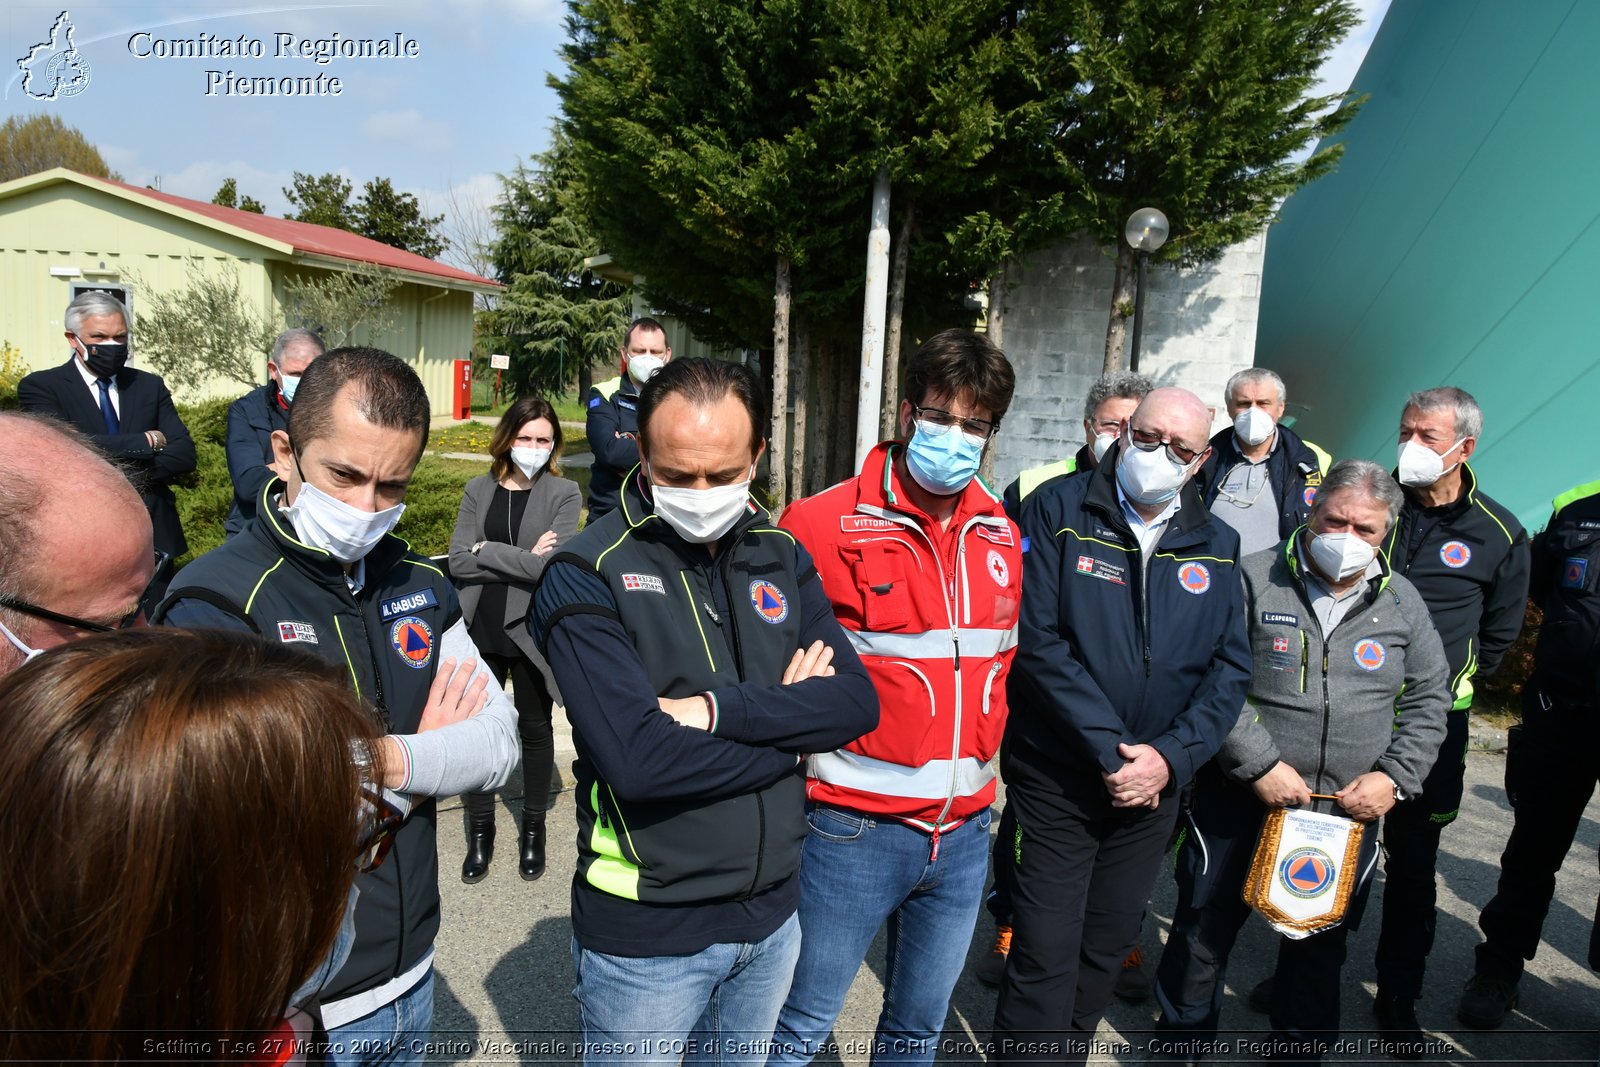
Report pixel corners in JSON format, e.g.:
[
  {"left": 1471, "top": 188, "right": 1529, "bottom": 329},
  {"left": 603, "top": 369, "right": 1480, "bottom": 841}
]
[
  {"left": 1316, "top": 643, "right": 1332, "bottom": 791},
  {"left": 1298, "top": 631, "right": 1308, "bottom": 694},
  {"left": 982, "top": 660, "right": 1003, "bottom": 715},
  {"left": 745, "top": 790, "right": 767, "bottom": 898}
]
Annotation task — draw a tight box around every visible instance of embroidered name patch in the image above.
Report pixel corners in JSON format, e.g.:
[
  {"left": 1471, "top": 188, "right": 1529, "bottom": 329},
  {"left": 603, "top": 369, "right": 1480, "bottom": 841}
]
[
  {"left": 1440, "top": 541, "right": 1472, "bottom": 568},
  {"left": 987, "top": 549, "right": 1011, "bottom": 588},
  {"left": 621, "top": 572, "right": 667, "bottom": 595},
  {"left": 1178, "top": 562, "right": 1212, "bottom": 595},
  {"left": 1075, "top": 554, "right": 1126, "bottom": 586},
  {"left": 1262, "top": 611, "right": 1300, "bottom": 627},
  {"left": 277, "top": 620, "right": 318, "bottom": 645},
  {"left": 1564, "top": 557, "right": 1589, "bottom": 589},
  {"left": 975, "top": 523, "right": 1015, "bottom": 547},
  {"left": 749, "top": 580, "right": 789, "bottom": 623},
  {"left": 390, "top": 616, "right": 434, "bottom": 670},
  {"left": 1353, "top": 638, "right": 1386, "bottom": 672},
  {"left": 380, "top": 587, "right": 438, "bottom": 621},
  {"left": 841, "top": 515, "right": 899, "bottom": 533}
]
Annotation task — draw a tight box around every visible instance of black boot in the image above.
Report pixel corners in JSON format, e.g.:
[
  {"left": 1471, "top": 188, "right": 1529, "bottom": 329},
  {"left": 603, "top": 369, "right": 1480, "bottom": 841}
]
[
  {"left": 461, "top": 819, "right": 495, "bottom": 884},
  {"left": 520, "top": 815, "right": 547, "bottom": 881}
]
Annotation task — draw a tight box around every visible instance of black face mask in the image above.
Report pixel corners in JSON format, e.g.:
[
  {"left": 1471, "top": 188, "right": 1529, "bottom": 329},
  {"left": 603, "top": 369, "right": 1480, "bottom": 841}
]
[{"left": 78, "top": 340, "right": 129, "bottom": 379}]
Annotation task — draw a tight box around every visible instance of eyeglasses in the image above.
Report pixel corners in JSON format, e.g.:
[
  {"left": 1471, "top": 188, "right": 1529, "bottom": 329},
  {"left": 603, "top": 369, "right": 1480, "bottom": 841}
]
[
  {"left": 0, "top": 550, "right": 170, "bottom": 633},
  {"left": 356, "top": 785, "right": 405, "bottom": 873},
  {"left": 912, "top": 403, "right": 997, "bottom": 441},
  {"left": 1128, "top": 427, "right": 1205, "bottom": 466}
]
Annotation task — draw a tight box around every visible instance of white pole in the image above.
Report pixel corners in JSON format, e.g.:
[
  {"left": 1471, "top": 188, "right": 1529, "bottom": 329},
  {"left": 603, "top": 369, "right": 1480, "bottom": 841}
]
[{"left": 855, "top": 164, "right": 891, "bottom": 474}]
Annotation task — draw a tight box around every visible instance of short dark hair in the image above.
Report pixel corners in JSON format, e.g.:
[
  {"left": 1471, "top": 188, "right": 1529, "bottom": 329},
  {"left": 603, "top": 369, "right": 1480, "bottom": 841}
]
[
  {"left": 488, "top": 395, "right": 565, "bottom": 481},
  {"left": 637, "top": 358, "right": 765, "bottom": 456},
  {"left": 623, "top": 317, "right": 668, "bottom": 349},
  {"left": 287, "top": 347, "right": 431, "bottom": 458},
  {"left": 904, "top": 329, "right": 1015, "bottom": 427}
]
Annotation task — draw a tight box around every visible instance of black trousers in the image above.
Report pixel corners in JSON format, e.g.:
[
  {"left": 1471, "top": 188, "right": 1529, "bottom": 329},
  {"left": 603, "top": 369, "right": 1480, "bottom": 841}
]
[
  {"left": 463, "top": 652, "right": 554, "bottom": 823},
  {"left": 992, "top": 741, "right": 1179, "bottom": 1066},
  {"left": 1476, "top": 689, "right": 1600, "bottom": 980},
  {"left": 1375, "top": 710, "right": 1468, "bottom": 998},
  {"left": 1154, "top": 767, "right": 1378, "bottom": 1062},
  {"left": 986, "top": 801, "right": 1018, "bottom": 922}
]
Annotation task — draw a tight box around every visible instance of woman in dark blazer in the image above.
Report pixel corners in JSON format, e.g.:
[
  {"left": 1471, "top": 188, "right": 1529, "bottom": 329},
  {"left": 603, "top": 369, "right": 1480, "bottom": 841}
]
[{"left": 448, "top": 397, "right": 582, "bottom": 883}]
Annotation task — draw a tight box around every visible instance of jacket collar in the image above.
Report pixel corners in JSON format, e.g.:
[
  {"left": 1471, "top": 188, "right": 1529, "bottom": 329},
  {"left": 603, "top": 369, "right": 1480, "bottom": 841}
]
[
  {"left": 1396, "top": 461, "right": 1480, "bottom": 519},
  {"left": 853, "top": 441, "right": 1005, "bottom": 527}
]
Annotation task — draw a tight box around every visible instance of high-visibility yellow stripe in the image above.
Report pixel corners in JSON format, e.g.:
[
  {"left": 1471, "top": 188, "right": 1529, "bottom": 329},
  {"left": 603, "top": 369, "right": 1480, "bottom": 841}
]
[
  {"left": 584, "top": 782, "right": 640, "bottom": 900},
  {"left": 681, "top": 572, "right": 717, "bottom": 673},
  {"left": 244, "top": 559, "right": 284, "bottom": 613}
]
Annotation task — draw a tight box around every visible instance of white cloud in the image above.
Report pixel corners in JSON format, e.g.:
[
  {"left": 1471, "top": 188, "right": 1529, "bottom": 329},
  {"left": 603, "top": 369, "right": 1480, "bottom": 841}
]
[{"left": 362, "top": 108, "right": 455, "bottom": 152}]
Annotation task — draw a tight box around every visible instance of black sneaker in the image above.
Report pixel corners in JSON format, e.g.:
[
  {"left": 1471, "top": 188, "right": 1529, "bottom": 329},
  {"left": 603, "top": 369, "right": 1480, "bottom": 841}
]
[
  {"left": 1372, "top": 992, "right": 1427, "bottom": 1060},
  {"left": 1247, "top": 976, "right": 1274, "bottom": 1013},
  {"left": 1458, "top": 972, "right": 1519, "bottom": 1030}
]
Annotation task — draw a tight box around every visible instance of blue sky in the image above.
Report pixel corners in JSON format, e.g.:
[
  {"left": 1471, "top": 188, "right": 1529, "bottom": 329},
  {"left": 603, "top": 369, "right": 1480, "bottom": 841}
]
[{"left": 3, "top": 0, "right": 1389, "bottom": 276}]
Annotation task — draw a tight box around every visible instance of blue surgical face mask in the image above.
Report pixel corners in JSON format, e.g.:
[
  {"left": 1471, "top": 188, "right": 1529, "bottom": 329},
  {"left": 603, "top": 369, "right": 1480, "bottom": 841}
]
[
  {"left": 279, "top": 373, "right": 301, "bottom": 404},
  {"left": 905, "top": 419, "right": 986, "bottom": 496}
]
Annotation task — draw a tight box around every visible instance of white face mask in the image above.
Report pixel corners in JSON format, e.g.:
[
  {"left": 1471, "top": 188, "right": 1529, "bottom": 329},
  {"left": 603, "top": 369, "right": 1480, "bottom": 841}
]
[
  {"left": 1091, "top": 431, "right": 1118, "bottom": 463},
  {"left": 282, "top": 480, "right": 406, "bottom": 564},
  {"left": 1233, "top": 406, "right": 1277, "bottom": 448},
  {"left": 627, "top": 355, "right": 666, "bottom": 386},
  {"left": 0, "top": 618, "right": 43, "bottom": 666},
  {"left": 1116, "top": 429, "right": 1197, "bottom": 506},
  {"left": 1308, "top": 530, "right": 1377, "bottom": 582},
  {"left": 510, "top": 446, "right": 551, "bottom": 479},
  {"left": 1396, "top": 437, "right": 1464, "bottom": 487},
  {"left": 650, "top": 469, "right": 753, "bottom": 544}
]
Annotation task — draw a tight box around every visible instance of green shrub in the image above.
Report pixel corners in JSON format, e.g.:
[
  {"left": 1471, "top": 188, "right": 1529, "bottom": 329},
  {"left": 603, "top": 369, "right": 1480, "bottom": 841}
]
[
  {"left": 0, "top": 340, "right": 29, "bottom": 410},
  {"left": 171, "top": 400, "right": 592, "bottom": 568}
]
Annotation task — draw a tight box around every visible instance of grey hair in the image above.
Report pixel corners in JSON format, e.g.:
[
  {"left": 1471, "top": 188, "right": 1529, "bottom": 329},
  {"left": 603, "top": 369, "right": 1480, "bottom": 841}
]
[
  {"left": 1083, "top": 371, "right": 1155, "bottom": 423},
  {"left": 271, "top": 327, "right": 326, "bottom": 365},
  {"left": 1225, "top": 367, "right": 1286, "bottom": 406},
  {"left": 0, "top": 415, "right": 99, "bottom": 610},
  {"left": 1312, "top": 458, "right": 1405, "bottom": 529},
  {"left": 63, "top": 291, "right": 130, "bottom": 336},
  {"left": 1405, "top": 386, "right": 1482, "bottom": 441}
]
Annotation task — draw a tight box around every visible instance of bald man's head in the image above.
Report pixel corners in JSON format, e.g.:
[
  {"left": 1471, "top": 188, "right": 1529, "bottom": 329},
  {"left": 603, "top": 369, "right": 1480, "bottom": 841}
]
[
  {"left": 1132, "top": 387, "right": 1213, "bottom": 454},
  {"left": 0, "top": 414, "right": 154, "bottom": 674}
]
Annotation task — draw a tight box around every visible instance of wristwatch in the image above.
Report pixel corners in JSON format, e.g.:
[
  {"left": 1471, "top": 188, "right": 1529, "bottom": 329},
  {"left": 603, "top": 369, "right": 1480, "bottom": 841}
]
[
  {"left": 1385, "top": 772, "right": 1404, "bottom": 802},
  {"left": 470, "top": 541, "right": 487, "bottom": 555}
]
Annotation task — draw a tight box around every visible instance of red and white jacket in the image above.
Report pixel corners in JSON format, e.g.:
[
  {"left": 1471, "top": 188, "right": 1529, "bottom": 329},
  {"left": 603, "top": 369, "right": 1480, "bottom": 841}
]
[{"left": 780, "top": 441, "right": 1021, "bottom": 831}]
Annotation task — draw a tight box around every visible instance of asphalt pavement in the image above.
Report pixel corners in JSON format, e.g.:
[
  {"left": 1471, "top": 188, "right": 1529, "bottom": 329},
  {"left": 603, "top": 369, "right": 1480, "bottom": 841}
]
[{"left": 425, "top": 722, "right": 1600, "bottom": 1064}]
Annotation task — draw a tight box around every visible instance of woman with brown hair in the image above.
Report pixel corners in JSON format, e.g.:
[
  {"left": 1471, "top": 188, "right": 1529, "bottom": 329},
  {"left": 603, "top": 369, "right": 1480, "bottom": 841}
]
[
  {"left": 448, "top": 395, "right": 582, "bottom": 883},
  {"left": 0, "top": 628, "right": 393, "bottom": 1063}
]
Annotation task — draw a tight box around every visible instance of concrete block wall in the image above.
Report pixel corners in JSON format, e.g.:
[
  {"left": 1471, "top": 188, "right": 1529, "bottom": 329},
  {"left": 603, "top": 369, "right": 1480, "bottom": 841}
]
[{"left": 993, "top": 230, "right": 1266, "bottom": 490}]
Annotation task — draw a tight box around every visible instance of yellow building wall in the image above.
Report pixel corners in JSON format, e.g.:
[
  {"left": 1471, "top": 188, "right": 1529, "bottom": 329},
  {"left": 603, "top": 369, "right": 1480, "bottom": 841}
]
[{"left": 2, "top": 183, "right": 480, "bottom": 414}]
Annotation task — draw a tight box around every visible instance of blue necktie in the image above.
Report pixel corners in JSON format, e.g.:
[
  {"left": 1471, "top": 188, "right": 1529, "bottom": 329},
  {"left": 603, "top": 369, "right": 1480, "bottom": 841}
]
[{"left": 96, "top": 378, "right": 119, "bottom": 434}]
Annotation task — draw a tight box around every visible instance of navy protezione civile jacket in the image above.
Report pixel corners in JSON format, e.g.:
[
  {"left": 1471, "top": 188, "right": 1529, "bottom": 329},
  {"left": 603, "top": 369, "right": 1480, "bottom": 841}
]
[{"left": 1006, "top": 446, "right": 1253, "bottom": 791}]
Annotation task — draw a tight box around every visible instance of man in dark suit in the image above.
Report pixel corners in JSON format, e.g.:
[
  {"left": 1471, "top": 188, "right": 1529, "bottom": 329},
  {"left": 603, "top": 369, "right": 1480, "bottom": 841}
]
[
  {"left": 19, "top": 292, "right": 195, "bottom": 601},
  {"left": 224, "top": 327, "right": 324, "bottom": 537}
]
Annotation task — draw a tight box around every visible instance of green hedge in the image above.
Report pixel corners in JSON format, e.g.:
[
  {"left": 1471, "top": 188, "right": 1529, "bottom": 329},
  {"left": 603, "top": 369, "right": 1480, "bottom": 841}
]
[{"left": 172, "top": 399, "right": 588, "bottom": 567}]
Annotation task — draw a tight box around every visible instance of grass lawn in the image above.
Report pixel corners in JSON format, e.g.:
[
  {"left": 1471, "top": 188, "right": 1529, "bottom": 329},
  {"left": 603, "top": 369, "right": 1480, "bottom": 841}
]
[{"left": 429, "top": 420, "right": 589, "bottom": 457}]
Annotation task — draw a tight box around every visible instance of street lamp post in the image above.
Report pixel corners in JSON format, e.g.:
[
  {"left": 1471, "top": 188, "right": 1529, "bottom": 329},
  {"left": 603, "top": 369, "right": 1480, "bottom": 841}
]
[{"left": 1124, "top": 207, "right": 1169, "bottom": 372}]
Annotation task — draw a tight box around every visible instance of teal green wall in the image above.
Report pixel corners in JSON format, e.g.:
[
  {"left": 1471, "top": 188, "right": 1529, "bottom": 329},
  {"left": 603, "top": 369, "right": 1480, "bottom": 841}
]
[{"left": 1256, "top": 0, "right": 1600, "bottom": 531}]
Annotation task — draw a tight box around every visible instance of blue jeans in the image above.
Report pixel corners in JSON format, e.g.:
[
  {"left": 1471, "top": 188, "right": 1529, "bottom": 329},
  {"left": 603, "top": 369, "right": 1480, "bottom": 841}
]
[
  {"left": 572, "top": 911, "right": 802, "bottom": 1066},
  {"left": 326, "top": 966, "right": 434, "bottom": 1067},
  {"left": 769, "top": 805, "right": 992, "bottom": 1066}
]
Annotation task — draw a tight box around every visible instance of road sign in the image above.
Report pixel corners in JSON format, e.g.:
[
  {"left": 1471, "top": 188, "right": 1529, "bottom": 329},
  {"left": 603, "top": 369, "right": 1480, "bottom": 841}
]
[{"left": 489, "top": 353, "right": 510, "bottom": 370}]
